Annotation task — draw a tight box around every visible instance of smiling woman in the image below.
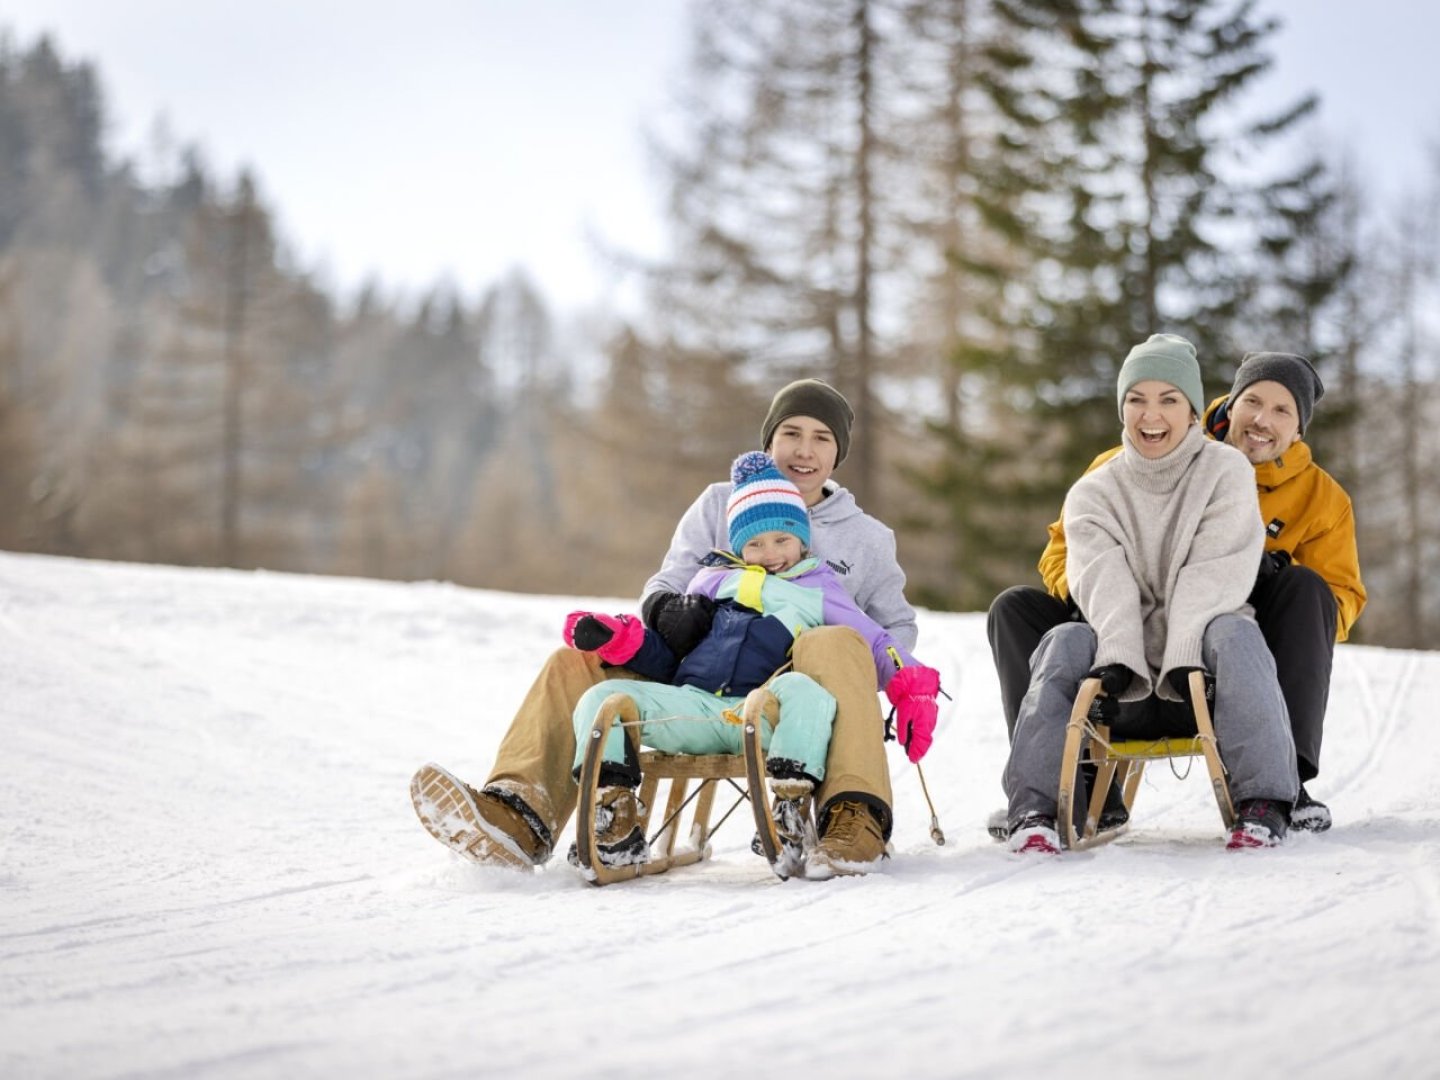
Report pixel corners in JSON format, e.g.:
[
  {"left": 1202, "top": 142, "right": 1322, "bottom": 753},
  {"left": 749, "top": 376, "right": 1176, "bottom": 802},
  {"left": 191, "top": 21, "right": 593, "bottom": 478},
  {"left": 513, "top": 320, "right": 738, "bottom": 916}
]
[{"left": 1000, "top": 331, "right": 1301, "bottom": 854}]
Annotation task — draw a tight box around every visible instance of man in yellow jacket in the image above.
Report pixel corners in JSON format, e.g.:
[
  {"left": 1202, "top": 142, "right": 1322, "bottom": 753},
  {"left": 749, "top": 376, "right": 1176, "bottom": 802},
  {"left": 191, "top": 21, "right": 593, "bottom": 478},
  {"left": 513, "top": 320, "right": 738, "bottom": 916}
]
[{"left": 988, "top": 351, "right": 1366, "bottom": 834}]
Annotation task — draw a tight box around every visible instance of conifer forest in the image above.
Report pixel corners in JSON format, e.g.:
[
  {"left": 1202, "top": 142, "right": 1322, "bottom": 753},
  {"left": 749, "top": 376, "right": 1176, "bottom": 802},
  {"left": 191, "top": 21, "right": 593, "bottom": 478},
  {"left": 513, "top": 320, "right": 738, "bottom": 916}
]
[{"left": 1, "top": 1, "right": 1436, "bottom": 648}]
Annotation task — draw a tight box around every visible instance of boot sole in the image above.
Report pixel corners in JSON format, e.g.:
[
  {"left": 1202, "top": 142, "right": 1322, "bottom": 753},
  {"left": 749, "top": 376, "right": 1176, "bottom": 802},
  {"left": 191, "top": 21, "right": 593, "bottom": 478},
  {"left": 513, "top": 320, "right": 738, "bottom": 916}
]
[{"left": 410, "top": 763, "right": 534, "bottom": 870}]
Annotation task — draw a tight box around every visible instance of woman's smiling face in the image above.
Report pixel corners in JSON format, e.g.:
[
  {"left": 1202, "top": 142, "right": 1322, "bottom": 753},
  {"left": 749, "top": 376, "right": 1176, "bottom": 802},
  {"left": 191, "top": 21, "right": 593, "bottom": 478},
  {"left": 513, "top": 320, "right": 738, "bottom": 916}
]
[{"left": 1122, "top": 380, "right": 1194, "bottom": 459}]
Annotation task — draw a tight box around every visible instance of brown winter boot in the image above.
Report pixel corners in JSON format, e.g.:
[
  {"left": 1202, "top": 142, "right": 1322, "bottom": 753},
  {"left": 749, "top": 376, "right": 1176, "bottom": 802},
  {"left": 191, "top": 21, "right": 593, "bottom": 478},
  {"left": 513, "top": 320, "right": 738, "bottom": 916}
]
[
  {"left": 807, "top": 799, "right": 888, "bottom": 879},
  {"left": 769, "top": 778, "right": 815, "bottom": 850},
  {"left": 591, "top": 785, "right": 648, "bottom": 869},
  {"left": 410, "top": 762, "right": 547, "bottom": 870}
]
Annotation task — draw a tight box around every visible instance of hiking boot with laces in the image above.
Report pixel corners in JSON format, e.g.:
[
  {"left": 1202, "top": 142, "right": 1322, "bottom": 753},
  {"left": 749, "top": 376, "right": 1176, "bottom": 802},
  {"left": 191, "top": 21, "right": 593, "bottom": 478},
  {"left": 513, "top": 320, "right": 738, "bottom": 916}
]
[
  {"left": 1289, "top": 785, "right": 1332, "bottom": 833},
  {"left": 1081, "top": 762, "right": 1130, "bottom": 833},
  {"left": 591, "top": 785, "right": 649, "bottom": 869},
  {"left": 1096, "top": 779, "right": 1130, "bottom": 832},
  {"left": 1008, "top": 812, "right": 1060, "bottom": 855},
  {"left": 410, "top": 762, "right": 547, "bottom": 869},
  {"left": 765, "top": 777, "right": 815, "bottom": 878},
  {"left": 1227, "top": 798, "right": 1289, "bottom": 849},
  {"left": 807, "top": 799, "right": 888, "bottom": 879}
]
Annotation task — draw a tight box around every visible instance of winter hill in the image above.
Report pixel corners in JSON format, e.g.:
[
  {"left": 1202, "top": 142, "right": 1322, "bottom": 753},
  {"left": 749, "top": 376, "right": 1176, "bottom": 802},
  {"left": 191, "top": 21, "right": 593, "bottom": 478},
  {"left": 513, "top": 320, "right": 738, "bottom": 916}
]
[{"left": 2, "top": 550, "right": 1438, "bottom": 1080}]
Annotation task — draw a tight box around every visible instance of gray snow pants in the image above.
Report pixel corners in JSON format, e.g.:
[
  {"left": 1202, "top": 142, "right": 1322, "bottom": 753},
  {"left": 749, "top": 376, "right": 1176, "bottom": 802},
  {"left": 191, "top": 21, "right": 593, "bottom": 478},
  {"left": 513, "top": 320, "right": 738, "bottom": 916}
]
[{"left": 1003, "top": 613, "right": 1300, "bottom": 826}]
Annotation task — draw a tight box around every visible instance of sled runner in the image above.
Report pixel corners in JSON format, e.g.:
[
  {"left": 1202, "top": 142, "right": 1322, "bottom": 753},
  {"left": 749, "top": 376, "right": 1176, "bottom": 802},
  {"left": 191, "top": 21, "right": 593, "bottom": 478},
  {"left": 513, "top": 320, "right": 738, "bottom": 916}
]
[
  {"left": 1057, "top": 669, "right": 1235, "bottom": 850},
  {"left": 742, "top": 689, "right": 818, "bottom": 881},
  {"left": 574, "top": 691, "right": 752, "bottom": 886}
]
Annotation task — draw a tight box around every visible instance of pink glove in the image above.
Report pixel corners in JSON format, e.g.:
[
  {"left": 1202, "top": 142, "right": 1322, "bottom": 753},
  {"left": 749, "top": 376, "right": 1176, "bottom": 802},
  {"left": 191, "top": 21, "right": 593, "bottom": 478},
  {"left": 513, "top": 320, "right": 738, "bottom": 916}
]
[
  {"left": 563, "top": 611, "right": 644, "bottom": 665},
  {"left": 886, "top": 665, "right": 940, "bottom": 763}
]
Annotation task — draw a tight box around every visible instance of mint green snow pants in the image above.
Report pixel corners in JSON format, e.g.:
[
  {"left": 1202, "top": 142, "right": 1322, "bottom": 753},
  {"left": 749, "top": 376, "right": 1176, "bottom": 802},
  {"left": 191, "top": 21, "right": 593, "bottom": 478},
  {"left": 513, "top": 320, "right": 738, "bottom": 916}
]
[{"left": 570, "top": 671, "right": 837, "bottom": 781}]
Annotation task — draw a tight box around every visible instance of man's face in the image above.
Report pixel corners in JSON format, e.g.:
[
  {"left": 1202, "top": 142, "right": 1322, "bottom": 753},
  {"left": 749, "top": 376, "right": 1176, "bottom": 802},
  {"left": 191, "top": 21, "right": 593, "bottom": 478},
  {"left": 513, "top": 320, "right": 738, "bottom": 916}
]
[
  {"left": 1225, "top": 380, "right": 1301, "bottom": 464},
  {"left": 767, "top": 416, "right": 838, "bottom": 506}
]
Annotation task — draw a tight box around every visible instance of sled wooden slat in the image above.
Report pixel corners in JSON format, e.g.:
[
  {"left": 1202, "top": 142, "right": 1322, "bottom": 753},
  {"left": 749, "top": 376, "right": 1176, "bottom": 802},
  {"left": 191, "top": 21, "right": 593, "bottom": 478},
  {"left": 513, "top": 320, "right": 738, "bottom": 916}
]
[
  {"left": 640, "top": 752, "right": 746, "bottom": 779},
  {"left": 1058, "top": 671, "right": 1235, "bottom": 851},
  {"left": 1107, "top": 736, "right": 1212, "bottom": 758}
]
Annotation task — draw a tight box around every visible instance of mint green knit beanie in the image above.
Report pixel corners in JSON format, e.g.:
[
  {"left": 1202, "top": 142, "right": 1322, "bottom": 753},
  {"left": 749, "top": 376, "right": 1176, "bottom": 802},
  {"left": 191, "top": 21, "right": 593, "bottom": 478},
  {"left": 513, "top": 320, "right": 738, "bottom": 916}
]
[{"left": 1116, "top": 333, "right": 1203, "bottom": 419}]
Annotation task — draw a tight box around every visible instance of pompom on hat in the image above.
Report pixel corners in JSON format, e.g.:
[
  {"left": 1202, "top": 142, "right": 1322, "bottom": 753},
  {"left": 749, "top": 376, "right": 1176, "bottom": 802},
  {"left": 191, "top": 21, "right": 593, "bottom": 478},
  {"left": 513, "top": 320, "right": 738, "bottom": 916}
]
[
  {"left": 1229, "top": 351, "right": 1325, "bottom": 434},
  {"left": 727, "top": 451, "right": 811, "bottom": 553},
  {"left": 1116, "top": 333, "right": 1204, "bottom": 420}
]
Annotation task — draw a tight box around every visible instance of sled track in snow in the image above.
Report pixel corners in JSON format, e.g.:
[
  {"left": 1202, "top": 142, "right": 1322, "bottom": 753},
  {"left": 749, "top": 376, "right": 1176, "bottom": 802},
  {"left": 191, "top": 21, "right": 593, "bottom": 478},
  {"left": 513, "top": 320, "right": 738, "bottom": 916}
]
[{"left": 1334, "top": 648, "right": 1419, "bottom": 799}]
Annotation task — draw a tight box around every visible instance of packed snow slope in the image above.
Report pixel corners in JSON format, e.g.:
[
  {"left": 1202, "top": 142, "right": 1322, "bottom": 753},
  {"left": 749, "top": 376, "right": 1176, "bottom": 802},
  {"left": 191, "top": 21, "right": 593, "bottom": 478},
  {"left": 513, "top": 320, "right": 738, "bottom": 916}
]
[{"left": 2, "top": 551, "right": 1438, "bottom": 1079}]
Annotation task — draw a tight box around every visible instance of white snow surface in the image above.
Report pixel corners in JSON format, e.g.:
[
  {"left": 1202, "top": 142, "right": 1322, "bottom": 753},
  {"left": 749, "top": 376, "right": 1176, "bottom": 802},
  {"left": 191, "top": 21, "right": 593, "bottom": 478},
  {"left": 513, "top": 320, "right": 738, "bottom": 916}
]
[{"left": 3, "top": 551, "right": 1438, "bottom": 1079}]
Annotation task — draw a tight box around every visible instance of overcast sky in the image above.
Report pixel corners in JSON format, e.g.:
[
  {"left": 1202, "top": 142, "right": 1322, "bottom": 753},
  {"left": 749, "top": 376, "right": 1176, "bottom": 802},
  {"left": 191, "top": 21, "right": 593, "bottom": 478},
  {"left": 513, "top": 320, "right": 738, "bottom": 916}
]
[{"left": 3, "top": 1, "right": 1437, "bottom": 311}]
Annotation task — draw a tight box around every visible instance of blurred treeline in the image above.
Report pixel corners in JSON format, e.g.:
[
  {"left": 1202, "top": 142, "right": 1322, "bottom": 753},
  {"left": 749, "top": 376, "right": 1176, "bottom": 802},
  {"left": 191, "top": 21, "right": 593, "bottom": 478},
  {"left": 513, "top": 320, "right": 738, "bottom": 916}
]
[{"left": 1, "top": 1, "right": 1437, "bottom": 649}]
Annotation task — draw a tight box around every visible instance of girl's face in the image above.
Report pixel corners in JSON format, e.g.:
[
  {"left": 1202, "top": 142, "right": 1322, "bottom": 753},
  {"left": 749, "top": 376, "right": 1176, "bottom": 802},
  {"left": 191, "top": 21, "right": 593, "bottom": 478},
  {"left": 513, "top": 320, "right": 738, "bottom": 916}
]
[
  {"left": 1122, "top": 380, "right": 1195, "bottom": 459},
  {"left": 767, "top": 416, "right": 838, "bottom": 507},
  {"left": 741, "top": 530, "right": 804, "bottom": 574}
]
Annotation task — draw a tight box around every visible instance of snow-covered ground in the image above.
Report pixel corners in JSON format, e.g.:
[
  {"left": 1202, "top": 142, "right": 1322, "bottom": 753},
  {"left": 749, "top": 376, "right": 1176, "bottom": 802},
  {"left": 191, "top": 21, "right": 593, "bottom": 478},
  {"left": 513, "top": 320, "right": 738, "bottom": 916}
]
[{"left": 3, "top": 550, "right": 1437, "bottom": 1079}]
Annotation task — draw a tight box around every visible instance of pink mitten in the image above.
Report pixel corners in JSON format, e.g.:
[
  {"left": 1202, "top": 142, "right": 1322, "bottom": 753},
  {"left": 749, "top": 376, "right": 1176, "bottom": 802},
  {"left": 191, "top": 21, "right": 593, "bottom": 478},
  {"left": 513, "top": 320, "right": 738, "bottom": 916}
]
[
  {"left": 563, "top": 611, "right": 645, "bottom": 665},
  {"left": 886, "top": 665, "right": 941, "bottom": 763}
]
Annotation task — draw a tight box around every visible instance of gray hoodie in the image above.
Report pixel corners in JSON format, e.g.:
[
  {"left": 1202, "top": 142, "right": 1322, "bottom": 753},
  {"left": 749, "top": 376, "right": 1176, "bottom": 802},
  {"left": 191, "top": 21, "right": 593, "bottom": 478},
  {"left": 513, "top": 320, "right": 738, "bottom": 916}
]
[{"left": 642, "top": 480, "right": 918, "bottom": 650}]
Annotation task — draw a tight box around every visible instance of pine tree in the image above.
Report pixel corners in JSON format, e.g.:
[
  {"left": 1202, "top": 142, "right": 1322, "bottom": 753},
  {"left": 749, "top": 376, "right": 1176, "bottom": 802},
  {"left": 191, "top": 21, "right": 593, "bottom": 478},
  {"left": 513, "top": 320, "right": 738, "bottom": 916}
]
[
  {"left": 888, "top": 0, "right": 1060, "bottom": 609},
  {"left": 969, "top": 0, "right": 1326, "bottom": 575},
  {"left": 648, "top": 0, "right": 905, "bottom": 506}
]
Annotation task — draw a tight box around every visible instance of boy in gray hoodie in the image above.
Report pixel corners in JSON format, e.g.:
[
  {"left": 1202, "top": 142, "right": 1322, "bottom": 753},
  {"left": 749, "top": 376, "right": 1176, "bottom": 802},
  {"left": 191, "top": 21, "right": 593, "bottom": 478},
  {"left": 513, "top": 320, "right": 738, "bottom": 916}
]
[{"left": 412, "top": 379, "right": 919, "bottom": 877}]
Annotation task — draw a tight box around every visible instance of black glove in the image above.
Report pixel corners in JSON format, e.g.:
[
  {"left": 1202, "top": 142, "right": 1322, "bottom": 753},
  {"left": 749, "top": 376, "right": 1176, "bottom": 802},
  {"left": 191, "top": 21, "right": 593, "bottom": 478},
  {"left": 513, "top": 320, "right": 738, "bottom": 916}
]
[
  {"left": 1086, "top": 663, "right": 1133, "bottom": 697},
  {"left": 1085, "top": 693, "right": 1120, "bottom": 723},
  {"left": 1250, "top": 549, "right": 1292, "bottom": 600},
  {"left": 1166, "top": 666, "right": 1215, "bottom": 704},
  {"left": 1264, "top": 549, "right": 1293, "bottom": 576},
  {"left": 570, "top": 615, "right": 615, "bottom": 652},
  {"left": 641, "top": 592, "right": 716, "bottom": 658}
]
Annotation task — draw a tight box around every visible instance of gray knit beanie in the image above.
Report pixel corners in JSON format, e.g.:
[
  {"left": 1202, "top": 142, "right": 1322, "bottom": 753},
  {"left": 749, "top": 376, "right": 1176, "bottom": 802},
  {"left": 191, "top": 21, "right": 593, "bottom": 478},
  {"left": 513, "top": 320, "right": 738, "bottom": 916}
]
[
  {"left": 760, "top": 379, "right": 854, "bottom": 466},
  {"left": 1116, "top": 333, "right": 1203, "bottom": 420},
  {"left": 1229, "top": 352, "right": 1325, "bottom": 434}
]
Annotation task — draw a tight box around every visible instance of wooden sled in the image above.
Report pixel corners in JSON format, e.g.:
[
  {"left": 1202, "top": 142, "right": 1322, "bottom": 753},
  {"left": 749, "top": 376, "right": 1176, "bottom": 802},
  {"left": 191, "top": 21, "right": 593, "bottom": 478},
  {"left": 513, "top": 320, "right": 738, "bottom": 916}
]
[
  {"left": 1058, "top": 669, "right": 1236, "bottom": 851},
  {"left": 574, "top": 691, "right": 752, "bottom": 886}
]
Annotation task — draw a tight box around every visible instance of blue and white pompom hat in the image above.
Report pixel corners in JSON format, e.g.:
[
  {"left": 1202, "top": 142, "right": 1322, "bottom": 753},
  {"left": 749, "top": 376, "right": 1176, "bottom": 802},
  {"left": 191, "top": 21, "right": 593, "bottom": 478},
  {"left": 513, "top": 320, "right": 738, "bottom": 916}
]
[{"left": 726, "top": 451, "right": 812, "bottom": 553}]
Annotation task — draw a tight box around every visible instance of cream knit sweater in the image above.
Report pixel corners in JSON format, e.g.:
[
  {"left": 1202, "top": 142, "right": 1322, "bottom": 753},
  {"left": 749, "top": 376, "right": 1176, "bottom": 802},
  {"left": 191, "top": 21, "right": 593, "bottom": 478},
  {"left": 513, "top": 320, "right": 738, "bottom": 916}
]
[{"left": 1063, "top": 423, "right": 1263, "bottom": 702}]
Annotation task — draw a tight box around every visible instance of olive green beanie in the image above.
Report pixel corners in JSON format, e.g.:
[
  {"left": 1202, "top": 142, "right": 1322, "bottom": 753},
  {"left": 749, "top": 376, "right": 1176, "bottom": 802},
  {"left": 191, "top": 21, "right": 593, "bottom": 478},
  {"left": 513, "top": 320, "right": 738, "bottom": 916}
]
[{"left": 760, "top": 379, "right": 854, "bottom": 466}]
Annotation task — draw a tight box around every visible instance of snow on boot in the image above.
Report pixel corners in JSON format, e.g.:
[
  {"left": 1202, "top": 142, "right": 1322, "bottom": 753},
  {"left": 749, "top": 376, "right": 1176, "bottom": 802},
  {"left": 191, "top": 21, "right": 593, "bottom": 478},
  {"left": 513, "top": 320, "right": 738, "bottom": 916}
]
[
  {"left": 1227, "top": 798, "right": 1289, "bottom": 849},
  {"left": 807, "top": 800, "right": 888, "bottom": 880},
  {"left": 410, "top": 763, "right": 546, "bottom": 870},
  {"left": 766, "top": 777, "right": 815, "bottom": 880},
  {"left": 591, "top": 785, "right": 648, "bottom": 870},
  {"left": 986, "top": 808, "right": 1010, "bottom": 842},
  {"left": 1289, "top": 785, "right": 1332, "bottom": 833},
  {"left": 1007, "top": 813, "right": 1060, "bottom": 855}
]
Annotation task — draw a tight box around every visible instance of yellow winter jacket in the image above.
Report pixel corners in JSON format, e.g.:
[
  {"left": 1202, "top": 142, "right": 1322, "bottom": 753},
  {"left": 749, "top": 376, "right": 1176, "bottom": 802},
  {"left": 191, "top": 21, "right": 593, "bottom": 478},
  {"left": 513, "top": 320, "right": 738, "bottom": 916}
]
[{"left": 1038, "top": 396, "right": 1367, "bottom": 641}]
